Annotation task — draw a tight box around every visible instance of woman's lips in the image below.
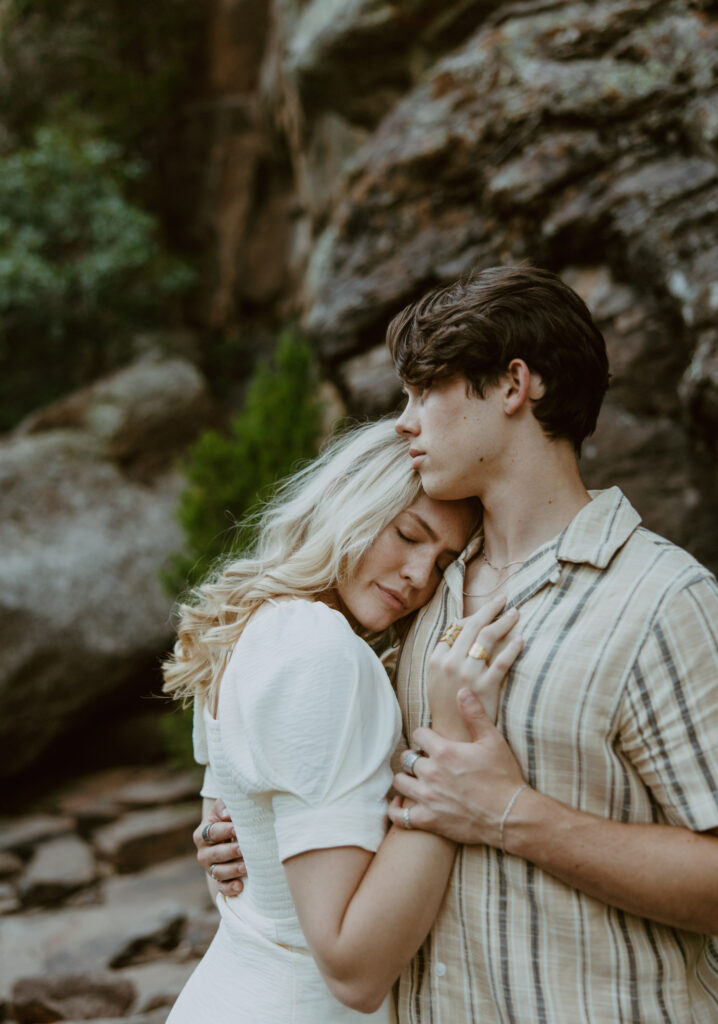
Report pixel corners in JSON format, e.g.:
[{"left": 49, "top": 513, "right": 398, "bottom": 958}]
[{"left": 376, "top": 584, "right": 407, "bottom": 610}]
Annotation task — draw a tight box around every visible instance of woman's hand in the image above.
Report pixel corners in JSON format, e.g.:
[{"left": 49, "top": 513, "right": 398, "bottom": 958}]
[
  {"left": 427, "top": 596, "right": 523, "bottom": 740},
  {"left": 194, "top": 798, "right": 247, "bottom": 896}
]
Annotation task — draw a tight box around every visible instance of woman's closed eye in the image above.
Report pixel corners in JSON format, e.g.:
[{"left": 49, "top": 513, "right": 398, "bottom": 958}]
[{"left": 396, "top": 528, "right": 419, "bottom": 544}]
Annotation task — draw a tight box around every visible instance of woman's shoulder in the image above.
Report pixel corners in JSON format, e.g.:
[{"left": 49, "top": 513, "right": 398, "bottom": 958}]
[
  {"left": 223, "top": 598, "right": 380, "bottom": 688},
  {"left": 243, "top": 598, "right": 362, "bottom": 654}
]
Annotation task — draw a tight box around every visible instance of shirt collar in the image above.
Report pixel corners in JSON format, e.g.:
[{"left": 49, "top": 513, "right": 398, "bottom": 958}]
[
  {"left": 555, "top": 487, "right": 641, "bottom": 569},
  {"left": 443, "top": 486, "right": 641, "bottom": 603}
]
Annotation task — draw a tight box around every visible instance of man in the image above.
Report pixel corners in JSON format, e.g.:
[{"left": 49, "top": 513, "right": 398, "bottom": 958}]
[{"left": 197, "top": 266, "right": 718, "bottom": 1021}]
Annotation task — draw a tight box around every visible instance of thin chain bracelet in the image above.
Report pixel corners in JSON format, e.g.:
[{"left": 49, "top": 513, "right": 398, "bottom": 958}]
[{"left": 499, "top": 783, "right": 529, "bottom": 852}]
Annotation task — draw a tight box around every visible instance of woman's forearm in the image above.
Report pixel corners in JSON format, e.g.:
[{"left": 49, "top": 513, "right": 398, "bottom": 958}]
[{"left": 285, "top": 823, "right": 455, "bottom": 1013}]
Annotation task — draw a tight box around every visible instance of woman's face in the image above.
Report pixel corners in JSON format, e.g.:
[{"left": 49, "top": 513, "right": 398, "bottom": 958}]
[{"left": 336, "top": 493, "right": 478, "bottom": 633}]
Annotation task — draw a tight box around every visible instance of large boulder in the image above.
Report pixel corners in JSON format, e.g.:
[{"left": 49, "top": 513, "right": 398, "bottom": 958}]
[{"left": 0, "top": 357, "right": 211, "bottom": 780}]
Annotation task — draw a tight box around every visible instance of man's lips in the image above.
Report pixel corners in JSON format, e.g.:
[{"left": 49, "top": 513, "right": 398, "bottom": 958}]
[
  {"left": 409, "top": 448, "right": 425, "bottom": 469},
  {"left": 376, "top": 584, "right": 408, "bottom": 610}
]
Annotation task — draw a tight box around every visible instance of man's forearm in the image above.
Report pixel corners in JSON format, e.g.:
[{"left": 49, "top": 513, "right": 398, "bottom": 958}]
[
  {"left": 505, "top": 787, "right": 718, "bottom": 935},
  {"left": 393, "top": 692, "right": 718, "bottom": 937}
]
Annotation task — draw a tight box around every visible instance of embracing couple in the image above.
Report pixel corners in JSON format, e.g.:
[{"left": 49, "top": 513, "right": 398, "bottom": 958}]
[{"left": 164, "top": 266, "right": 718, "bottom": 1023}]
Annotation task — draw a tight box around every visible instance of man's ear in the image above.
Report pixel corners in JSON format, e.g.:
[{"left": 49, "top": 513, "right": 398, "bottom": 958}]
[{"left": 503, "top": 359, "right": 544, "bottom": 415}]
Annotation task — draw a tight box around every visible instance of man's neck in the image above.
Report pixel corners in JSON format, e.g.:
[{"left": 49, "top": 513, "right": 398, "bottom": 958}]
[{"left": 478, "top": 441, "right": 590, "bottom": 566}]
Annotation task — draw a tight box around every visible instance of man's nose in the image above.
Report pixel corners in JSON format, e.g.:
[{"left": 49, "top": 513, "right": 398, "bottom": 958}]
[{"left": 395, "top": 401, "right": 417, "bottom": 437}]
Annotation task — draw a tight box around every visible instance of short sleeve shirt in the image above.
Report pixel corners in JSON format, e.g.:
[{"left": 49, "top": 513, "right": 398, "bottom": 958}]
[{"left": 395, "top": 488, "right": 718, "bottom": 1024}]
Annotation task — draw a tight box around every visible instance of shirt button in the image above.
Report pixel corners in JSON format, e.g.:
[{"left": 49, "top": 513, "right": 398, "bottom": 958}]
[
  {"left": 549, "top": 570, "right": 561, "bottom": 584},
  {"left": 435, "top": 961, "right": 447, "bottom": 977}
]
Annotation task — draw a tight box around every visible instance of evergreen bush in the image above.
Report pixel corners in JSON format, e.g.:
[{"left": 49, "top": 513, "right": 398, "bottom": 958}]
[{"left": 167, "top": 329, "right": 325, "bottom": 593}]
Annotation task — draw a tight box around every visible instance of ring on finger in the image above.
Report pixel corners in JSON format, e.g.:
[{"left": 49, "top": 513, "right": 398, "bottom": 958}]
[
  {"left": 402, "top": 805, "right": 413, "bottom": 830},
  {"left": 438, "top": 622, "right": 462, "bottom": 647},
  {"left": 467, "top": 641, "right": 490, "bottom": 661},
  {"left": 401, "top": 749, "right": 424, "bottom": 778},
  {"left": 208, "top": 863, "right": 218, "bottom": 880},
  {"left": 201, "top": 822, "right": 215, "bottom": 844}
]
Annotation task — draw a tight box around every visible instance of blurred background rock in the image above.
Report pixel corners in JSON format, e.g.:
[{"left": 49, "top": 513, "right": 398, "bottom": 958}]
[
  {"left": 2, "top": 0, "right": 717, "bottom": 792},
  {"left": 1, "top": 1, "right": 716, "bottom": 1014},
  {"left": 0, "top": 0, "right": 716, "bottom": 782}
]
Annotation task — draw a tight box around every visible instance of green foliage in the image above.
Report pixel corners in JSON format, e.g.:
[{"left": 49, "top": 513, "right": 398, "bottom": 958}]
[
  {"left": 0, "top": 0, "right": 201, "bottom": 429},
  {"left": 161, "top": 703, "right": 196, "bottom": 771},
  {"left": 168, "top": 331, "right": 325, "bottom": 593},
  {"left": 0, "top": 124, "right": 194, "bottom": 429},
  {"left": 160, "top": 331, "right": 324, "bottom": 767}
]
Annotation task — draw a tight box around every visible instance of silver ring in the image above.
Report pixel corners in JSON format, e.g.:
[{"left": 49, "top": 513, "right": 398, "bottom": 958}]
[
  {"left": 202, "top": 822, "right": 215, "bottom": 845},
  {"left": 208, "top": 863, "right": 218, "bottom": 880},
  {"left": 401, "top": 749, "right": 424, "bottom": 778},
  {"left": 402, "top": 805, "right": 412, "bottom": 830}
]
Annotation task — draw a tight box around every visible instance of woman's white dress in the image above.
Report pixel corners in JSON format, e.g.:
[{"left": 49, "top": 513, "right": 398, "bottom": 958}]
[{"left": 166, "top": 599, "right": 402, "bottom": 1023}]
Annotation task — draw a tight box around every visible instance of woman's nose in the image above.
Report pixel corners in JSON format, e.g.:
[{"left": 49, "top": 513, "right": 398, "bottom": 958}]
[{"left": 400, "top": 552, "right": 434, "bottom": 589}]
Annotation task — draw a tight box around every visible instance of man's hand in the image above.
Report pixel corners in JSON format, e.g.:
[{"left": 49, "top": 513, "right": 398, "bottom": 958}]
[
  {"left": 195, "top": 798, "right": 247, "bottom": 896},
  {"left": 389, "top": 689, "right": 529, "bottom": 846}
]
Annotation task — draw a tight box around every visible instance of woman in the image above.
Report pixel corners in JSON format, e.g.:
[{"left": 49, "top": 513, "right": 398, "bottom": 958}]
[{"left": 163, "top": 420, "right": 520, "bottom": 1022}]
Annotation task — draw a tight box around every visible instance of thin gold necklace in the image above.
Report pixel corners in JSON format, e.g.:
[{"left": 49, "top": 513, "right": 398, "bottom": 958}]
[
  {"left": 481, "top": 549, "right": 525, "bottom": 572},
  {"left": 463, "top": 546, "right": 525, "bottom": 599},
  {"left": 462, "top": 563, "right": 524, "bottom": 599}
]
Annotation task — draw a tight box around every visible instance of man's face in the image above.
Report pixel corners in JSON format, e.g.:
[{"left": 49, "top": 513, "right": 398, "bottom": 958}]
[{"left": 395, "top": 375, "right": 507, "bottom": 501}]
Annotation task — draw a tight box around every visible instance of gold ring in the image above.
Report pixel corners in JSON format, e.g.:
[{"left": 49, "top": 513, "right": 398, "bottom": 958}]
[
  {"left": 438, "top": 623, "right": 463, "bottom": 647},
  {"left": 468, "top": 642, "right": 489, "bottom": 661}
]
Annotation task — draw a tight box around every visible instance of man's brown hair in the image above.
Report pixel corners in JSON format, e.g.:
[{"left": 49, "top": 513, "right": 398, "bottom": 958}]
[{"left": 386, "top": 265, "right": 610, "bottom": 453}]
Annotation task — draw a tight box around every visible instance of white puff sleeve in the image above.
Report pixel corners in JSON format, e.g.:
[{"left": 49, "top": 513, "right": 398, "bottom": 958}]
[
  {"left": 191, "top": 696, "right": 219, "bottom": 798},
  {"left": 217, "top": 600, "right": 402, "bottom": 862}
]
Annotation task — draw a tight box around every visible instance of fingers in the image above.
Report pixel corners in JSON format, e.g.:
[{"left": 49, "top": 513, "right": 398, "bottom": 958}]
[
  {"left": 207, "top": 852, "right": 247, "bottom": 885},
  {"left": 387, "top": 795, "right": 437, "bottom": 835},
  {"left": 193, "top": 818, "right": 237, "bottom": 852},
  {"left": 197, "top": 837, "right": 243, "bottom": 871},
  {"left": 476, "top": 635, "right": 524, "bottom": 691},
  {"left": 393, "top": 770, "right": 422, "bottom": 801},
  {"left": 411, "top": 725, "right": 446, "bottom": 757},
  {"left": 455, "top": 689, "right": 494, "bottom": 741},
  {"left": 207, "top": 821, "right": 238, "bottom": 845},
  {"left": 197, "top": 833, "right": 247, "bottom": 896},
  {"left": 454, "top": 605, "right": 519, "bottom": 663},
  {"left": 433, "top": 598, "right": 519, "bottom": 666}
]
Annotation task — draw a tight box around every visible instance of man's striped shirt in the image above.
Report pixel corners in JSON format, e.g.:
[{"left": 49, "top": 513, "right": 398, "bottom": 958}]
[{"left": 395, "top": 487, "right": 718, "bottom": 1023}]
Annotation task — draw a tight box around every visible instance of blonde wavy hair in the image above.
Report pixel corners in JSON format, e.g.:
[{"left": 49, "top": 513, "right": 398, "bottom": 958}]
[{"left": 162, "top": 419, "right": 437, "bottom": 709}]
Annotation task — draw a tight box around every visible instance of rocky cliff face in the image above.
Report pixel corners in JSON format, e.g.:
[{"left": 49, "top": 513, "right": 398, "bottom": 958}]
[{"left": 196, "top": 0, "right": 717, "bottom": 570}]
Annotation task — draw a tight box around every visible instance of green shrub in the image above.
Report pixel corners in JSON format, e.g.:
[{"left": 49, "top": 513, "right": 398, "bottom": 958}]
[
  {"left": 0, "top": 124, "right": 194, "bottom": 429},
  {"left": 167, "top": 329, "right": 325, "bottom": 592},
  {"left": 161, "top": 703, "right": 196, "bottom": 772}
]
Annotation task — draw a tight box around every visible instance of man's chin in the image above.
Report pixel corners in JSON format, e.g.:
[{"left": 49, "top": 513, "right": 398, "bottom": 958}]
[{"left": 419, "top": 473, "right": 469, "bottom": 502}]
